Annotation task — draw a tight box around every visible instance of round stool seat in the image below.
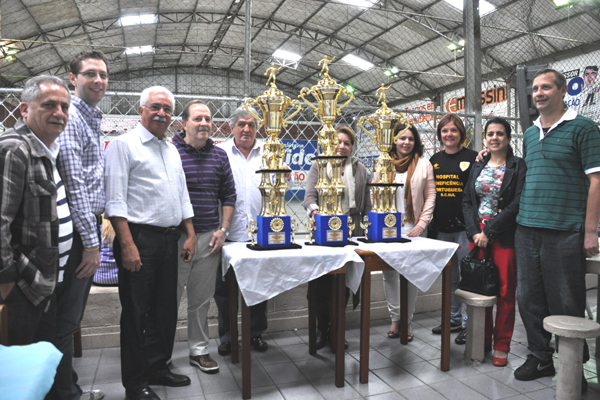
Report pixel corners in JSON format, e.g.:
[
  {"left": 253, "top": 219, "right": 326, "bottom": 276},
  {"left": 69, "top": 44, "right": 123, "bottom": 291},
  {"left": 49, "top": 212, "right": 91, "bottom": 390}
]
[
  {"left": 586, "top": 253, "right": 600, "bottom": 274},
  {"left": 454, "top": 289, "right": 497, "bottom": 307},
  {"left": 543, "top": 316, "right": 600, "bottom": 339}
]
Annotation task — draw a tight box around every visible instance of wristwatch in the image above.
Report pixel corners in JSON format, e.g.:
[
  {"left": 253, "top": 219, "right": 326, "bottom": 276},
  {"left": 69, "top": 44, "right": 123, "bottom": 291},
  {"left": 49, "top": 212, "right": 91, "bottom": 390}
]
[{"left": 220, "top": 227, "right": 230, "bottom": 237}]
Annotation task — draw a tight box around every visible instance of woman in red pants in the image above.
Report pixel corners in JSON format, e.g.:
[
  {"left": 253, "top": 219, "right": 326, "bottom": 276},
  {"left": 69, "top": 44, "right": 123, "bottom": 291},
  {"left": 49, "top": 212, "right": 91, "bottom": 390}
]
[{"left": 462, "top": 117, "right": 527, "bottom": 366}]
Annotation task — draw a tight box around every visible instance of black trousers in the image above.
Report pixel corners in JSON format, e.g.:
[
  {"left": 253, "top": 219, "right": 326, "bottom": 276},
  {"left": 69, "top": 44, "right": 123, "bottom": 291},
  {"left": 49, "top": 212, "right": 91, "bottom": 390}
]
[{"left": 115, "top": 224, "right": 181, "bottom": 391}]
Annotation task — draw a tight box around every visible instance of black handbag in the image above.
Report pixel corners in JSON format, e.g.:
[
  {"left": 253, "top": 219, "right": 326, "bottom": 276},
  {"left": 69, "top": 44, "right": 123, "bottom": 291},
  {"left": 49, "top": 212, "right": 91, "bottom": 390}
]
[{"left": 458, "top": 245, "right": 499, "bottom": 296}]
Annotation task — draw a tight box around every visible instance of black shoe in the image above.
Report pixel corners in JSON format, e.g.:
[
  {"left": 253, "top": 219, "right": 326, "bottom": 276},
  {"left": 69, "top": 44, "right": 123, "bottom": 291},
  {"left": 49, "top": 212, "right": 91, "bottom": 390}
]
[
  {"left": 126, "top": 386, "right": 160, "bottom": 400},
  {"left": 582, "top": 373, "right": 588, "bottom": 393},
  {"left": 514, "top": 354, "right": 555, "bottom": 381},
  {"left": 147, "top": 371, "right": 191, "bottom": 387},
  {"left": 251, "top": 336, "right": 268, "bottom": 352},
  {"left": 316, "top": 329, "right": 329, "bottom": 350},
  {"left": 432, "top": 322, "right": 462, "bottom": 334},
  {"left": 218, "top": 341, "right": 231, "bottom": 356},
  {"left": 455, "top": 328, "right": 467, "bottom": 345}
]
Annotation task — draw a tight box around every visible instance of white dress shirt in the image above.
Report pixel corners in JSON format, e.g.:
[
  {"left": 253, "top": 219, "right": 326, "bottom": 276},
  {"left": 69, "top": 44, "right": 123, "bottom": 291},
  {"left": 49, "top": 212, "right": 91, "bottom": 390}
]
[
  {"left": 104, "top": 123, "right": 194, "bottom": 227},
  {"left": 218, "top": 139, "right": 293, "bottom": 242}
]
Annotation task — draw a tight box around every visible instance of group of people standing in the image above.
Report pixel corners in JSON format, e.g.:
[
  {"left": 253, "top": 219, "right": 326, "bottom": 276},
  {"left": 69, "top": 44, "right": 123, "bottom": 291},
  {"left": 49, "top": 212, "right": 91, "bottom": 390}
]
[
  {"left": 0, "top": 57, "right": 598, "bottom": 400},
  {"left": 303, "top": 68, "right": 600, "bottom": 389}
]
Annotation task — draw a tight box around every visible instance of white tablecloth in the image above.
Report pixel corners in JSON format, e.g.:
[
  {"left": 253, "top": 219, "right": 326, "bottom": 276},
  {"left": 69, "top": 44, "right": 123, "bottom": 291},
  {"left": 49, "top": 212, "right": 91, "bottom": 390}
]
[
  {"left": 221, "top": 241, "right": 365, "bottom": 306},
  {"left": 356, "top": 237, "right": 459, "bottom": 292}
]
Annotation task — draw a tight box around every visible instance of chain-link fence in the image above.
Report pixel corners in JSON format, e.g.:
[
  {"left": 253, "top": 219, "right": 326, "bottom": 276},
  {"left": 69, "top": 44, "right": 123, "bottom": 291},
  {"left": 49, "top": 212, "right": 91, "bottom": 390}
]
[{"left": 0, "top": 87, "right": 486, "bottom": 234}]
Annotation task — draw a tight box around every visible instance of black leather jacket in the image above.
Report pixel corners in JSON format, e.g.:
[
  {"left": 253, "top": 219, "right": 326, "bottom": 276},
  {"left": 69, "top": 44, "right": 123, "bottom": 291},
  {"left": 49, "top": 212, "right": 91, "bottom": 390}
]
[{"left": 462, "top": 150, "right": 527, "bottom": 248}]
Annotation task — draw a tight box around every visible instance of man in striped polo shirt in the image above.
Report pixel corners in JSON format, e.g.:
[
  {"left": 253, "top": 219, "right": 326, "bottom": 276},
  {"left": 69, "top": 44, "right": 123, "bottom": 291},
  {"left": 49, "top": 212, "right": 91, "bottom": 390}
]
[
  {"left": 0, "top": 75, "right": 71, "bottom": 346},
  {"left": 172, "top": 100, "right": 236, "bottom": 373},
  {"left": 514, "top": 68, "right": 600, "bottom": 389}
]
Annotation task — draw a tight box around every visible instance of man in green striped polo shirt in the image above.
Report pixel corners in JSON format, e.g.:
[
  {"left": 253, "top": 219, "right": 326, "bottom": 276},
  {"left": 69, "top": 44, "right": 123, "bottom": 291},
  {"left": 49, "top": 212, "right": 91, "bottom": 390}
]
[{"left": 513, "top": 68, "right": 600, "bottom": 389}]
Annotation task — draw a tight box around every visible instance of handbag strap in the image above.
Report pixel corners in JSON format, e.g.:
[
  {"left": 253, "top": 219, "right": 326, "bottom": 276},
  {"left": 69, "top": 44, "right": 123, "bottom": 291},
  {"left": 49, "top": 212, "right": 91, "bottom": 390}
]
[{"left": 466, "top": 245, "right": 492, "bottom": 261}]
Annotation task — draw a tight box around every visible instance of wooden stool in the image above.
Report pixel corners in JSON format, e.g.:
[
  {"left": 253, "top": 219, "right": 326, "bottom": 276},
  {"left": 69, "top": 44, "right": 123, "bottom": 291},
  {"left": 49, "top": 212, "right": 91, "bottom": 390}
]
[
  {"left": 454, "top": 289, "right": 496, "bottom": 364},
  {"left": 543, "top": 316, "right": 600, "bottom": 400}
]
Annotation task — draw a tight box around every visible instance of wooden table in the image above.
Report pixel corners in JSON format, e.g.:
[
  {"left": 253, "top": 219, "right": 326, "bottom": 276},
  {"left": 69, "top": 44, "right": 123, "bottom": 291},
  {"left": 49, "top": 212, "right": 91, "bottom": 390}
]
[
  {"left": 222, "top": 241, "right": 364, "bottom": 399},
  {"left": 354, "top": 249, "right": 453, "bottom": 383}
]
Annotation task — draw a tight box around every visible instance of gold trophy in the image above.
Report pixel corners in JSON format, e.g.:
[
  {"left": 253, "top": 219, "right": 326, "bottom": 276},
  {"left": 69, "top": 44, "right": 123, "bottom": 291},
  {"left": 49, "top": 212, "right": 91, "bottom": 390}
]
[
  {"left": 246, "top": 220, "right": 258, "bottom": 247},
  {"left": 244, "top": 64, "right": 303, "bottom": 248},
  {"left": 299, "top": 55, "right": 355, "bottom": 245},
  {"left": 357, "top": 84, "right": 412, "bottom": 242}
]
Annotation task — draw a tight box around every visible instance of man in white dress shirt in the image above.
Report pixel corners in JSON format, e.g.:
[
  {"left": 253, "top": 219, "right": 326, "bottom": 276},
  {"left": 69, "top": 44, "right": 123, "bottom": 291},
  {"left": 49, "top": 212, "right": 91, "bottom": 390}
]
[{"left": 104, "top": 86, "right": 195, "bottom": 400}]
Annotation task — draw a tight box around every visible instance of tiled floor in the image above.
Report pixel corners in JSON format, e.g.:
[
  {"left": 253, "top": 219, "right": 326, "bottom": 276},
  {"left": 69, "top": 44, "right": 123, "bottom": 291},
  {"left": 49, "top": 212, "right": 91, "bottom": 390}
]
[{"left": 77, "top": 288, "right": 600, "bottom": 399}]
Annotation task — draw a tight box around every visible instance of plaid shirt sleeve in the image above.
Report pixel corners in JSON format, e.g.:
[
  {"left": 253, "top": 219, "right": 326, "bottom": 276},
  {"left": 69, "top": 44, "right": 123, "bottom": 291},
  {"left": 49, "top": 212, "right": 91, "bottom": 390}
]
[
  {"left": 56, "top": 117, "right": 100, "bottom": 248},
  {"left": 0, "top": 147, "right": 26, "bottom": 283}
]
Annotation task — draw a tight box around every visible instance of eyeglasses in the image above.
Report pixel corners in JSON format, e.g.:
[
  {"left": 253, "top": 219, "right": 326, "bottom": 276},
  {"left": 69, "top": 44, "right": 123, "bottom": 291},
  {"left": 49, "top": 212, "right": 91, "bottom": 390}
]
[
  {"left": 78, "top": 70, "right": 109, "bottom": 80},
  {"left": 145, "top": 104, "right": 173, "bottom": 115}
]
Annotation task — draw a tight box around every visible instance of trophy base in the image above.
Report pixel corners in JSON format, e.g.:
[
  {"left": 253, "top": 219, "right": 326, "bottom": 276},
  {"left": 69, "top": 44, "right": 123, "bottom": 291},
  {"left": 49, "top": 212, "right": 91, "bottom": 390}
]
[
  {"left": 305, "top": 240, "right": 358, "bottom": 247},
  {"left": 257, "top": 215, "right": 291, "bottom": 248},
  {"left": 247, "top": 243, "right": 302, "bottom": 251},
  {"left": 315, "top": 214, "right": 348, "bottom": 245},
  {"left": 366, "top": 211, "right": 403, "bottom": 242},
  {"left": 357, "top": 237, "right": 411, "bottom": 244}
]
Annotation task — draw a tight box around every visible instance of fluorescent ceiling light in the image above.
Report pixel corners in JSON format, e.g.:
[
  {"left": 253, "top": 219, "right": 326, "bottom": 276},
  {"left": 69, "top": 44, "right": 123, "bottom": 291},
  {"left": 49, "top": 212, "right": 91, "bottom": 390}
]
[
  {"left": 342, "top": 54, "right": 374, "bottom": 71},
  {"left": 125, "top": 45, "right": 155, "bottom": 55},
  {"left": 553, "top": 0, "right": 571, "bottom": 7},
  {"left": 273, "top": 49, "right": 302, "bottom": 62},
  {"left": 337, "top": 0, "right": 378, "bottom": 8},
  {"left": 443, "top": 0, "right": 496, "bottom": 16},
  {"left": 120, "top": 14, "right": 157, "bottom": 27}
]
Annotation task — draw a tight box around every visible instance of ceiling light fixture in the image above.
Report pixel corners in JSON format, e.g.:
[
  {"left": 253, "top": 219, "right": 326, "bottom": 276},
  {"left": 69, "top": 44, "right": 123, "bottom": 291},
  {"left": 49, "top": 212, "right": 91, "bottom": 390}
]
[
  {"left": 337, "top": 0, "right": 378, "bottom": 8},
  {"left": 552, "top": 0, "right": 574, "bottom": 8},
  {"left": 345, "top": 83, "right": 356, "bottom": 93},
  {"left": 342, "top": 54, "right": 374, "bottom": 71},
  {"left": 443, "top": 0, "right": 496, "bottom": 16},
  {"left": 273, "top": 49, "right": 302, "bottom": 62},
  {"left": 120, "top": 13, "right": 157, "bottom": 27},
  {"left": 125, "top": 45, "right": 155, "bottom": 55},
  {"left": 447, "top": 42, "right": 460, "bottom": 51}
]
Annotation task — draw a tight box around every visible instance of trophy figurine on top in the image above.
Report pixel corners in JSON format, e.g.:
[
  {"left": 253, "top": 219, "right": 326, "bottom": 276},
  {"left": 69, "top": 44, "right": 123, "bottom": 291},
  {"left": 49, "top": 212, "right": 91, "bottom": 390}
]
[
  {"left": 357, "top": 84, "right": 411, "bottom": 242},
  {"left": 299, "top": 56, "right": 355, "bottom": 245},
  {"left": 243, "top": 63, "right": 303, "bottom": 249}
]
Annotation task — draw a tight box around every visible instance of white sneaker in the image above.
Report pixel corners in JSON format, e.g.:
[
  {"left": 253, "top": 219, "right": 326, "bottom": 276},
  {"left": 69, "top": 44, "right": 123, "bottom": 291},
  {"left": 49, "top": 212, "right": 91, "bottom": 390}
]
[{"left": 81, "top": 389, "right": 104, "bottom": 400}]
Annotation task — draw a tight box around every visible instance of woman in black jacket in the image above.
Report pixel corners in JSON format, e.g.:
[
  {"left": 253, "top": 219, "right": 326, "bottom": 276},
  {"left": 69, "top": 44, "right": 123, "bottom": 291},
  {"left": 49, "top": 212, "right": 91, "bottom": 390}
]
[{"left": 462, "top": 117, "right": 527, "bottom": 367}]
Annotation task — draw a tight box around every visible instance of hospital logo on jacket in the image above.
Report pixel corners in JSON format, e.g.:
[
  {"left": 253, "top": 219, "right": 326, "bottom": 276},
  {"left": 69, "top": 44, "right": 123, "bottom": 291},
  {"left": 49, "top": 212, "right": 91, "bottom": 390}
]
[{"left": 459, "top": 162, "right": 470, "bottom": 171}]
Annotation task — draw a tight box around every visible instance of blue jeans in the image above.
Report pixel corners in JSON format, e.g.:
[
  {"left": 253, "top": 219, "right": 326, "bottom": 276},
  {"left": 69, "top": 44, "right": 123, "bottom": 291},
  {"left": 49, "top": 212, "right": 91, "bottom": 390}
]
[
  {"left": 515, "top": 225, "right": 588, "bottom": 362},
  {"left": 50, "top": 230, "right": 96, "bottom": 400},
  {"left": 437, "top": 230, "right": 469, "bottom": 327}
]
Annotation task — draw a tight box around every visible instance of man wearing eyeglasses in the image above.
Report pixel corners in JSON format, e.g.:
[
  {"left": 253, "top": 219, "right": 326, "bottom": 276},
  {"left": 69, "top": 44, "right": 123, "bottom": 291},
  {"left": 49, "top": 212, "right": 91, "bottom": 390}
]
[
  {"left": 105, "top": 86, "right": 196, "bottom": 400},
  {"left": 513, "top": 68, "right": 600, "bottom": 390},
  {"left": 49, "top": 50, "right": 109, "bottom": 400}
]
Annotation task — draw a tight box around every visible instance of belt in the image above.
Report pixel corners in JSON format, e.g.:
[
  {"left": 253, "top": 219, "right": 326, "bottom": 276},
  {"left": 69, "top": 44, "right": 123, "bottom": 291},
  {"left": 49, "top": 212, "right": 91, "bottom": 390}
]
[{"left": 129, "top": 223, "right": 179, "bottom": 235}]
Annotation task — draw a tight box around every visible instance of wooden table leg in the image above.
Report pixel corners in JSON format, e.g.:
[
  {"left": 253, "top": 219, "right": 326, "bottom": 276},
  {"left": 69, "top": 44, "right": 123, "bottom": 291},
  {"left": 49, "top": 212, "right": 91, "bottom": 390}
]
[
  {"left": 359, "top": 270, "right": 371, "bottom": 384},
  {"left": 331, "top": 276, "right": 338, "bottom": 351},
  {"left": 308, "top": 280, "right": 317, "bottom": 355},
  {"left": 228, "top": 267, "right": 239, "bottom": 364},
  {"left": 74, "top": 329, "right": 83, "bottom": 358},
  {"left": 400, "top": 275, "right": 408, "bottom": 346},
  {"left": 334, "top": 274, "right": 345, "bottom": 388},
  {"left": 441, "top": 262, "right": 451, "bottom": 371},
  {"left": 241, "top": 296, "right": 251, "bottom": 399}
]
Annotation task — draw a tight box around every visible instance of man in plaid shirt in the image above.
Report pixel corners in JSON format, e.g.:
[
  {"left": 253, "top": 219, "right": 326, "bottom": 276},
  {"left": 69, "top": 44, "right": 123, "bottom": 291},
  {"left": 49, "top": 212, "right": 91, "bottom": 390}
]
[
  {"left": 51, "top": 50, "right": 109, "bottom": 400},
  {"left": 0, "top": 75, "right": 70, "bottom": 345}
]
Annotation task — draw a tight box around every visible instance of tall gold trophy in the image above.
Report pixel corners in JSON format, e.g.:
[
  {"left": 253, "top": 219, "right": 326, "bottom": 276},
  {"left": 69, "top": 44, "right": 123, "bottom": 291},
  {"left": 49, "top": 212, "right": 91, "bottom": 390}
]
[
  {"left": 299, "top": 56, "right": 355, "bottom": 245},
  {"left": 357, "top": 84, "right": 411, "bottom": 242},
  {"left": 244, "top": 64, "right": 302, "bottom": 248}
]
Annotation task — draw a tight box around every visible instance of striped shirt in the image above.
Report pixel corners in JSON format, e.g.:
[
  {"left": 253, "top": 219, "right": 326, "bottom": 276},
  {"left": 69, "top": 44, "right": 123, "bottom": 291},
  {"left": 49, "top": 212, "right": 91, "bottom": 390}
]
[
  {"left": 33, "top": 135, "right": 73, "bottom": 283},
  {"left": 172, "top": 133, "right": 236, "bottom": 233},
  {"left": 55, "top": 169, "right": 73, "bottom": 283},
  {"left": 517, "top": 110, "right": 600, "bottom": 231}
]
